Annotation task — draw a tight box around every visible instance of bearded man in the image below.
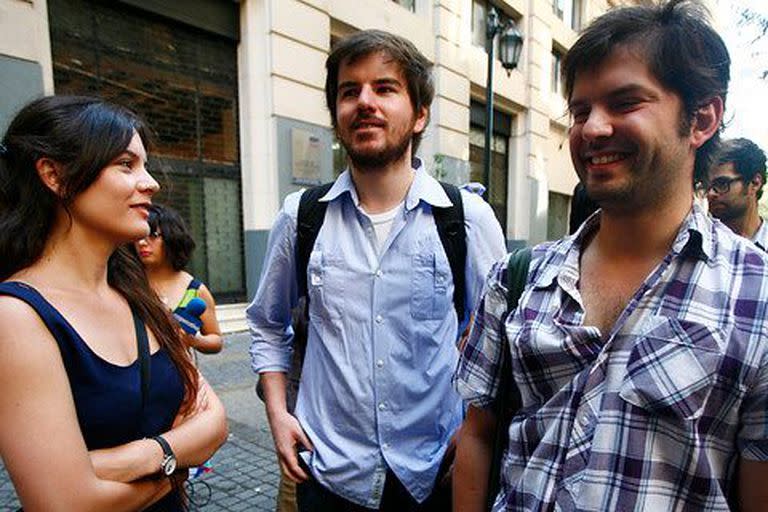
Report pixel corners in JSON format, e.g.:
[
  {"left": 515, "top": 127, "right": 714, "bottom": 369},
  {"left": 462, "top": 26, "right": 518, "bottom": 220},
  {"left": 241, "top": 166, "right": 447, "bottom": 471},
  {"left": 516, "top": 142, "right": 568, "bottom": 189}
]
[
  {"left": 248, "top": 30, "right": 505, "bottom": 512},
  {"left": 707, "top": 137, "right": 768, "bottom": 249}
]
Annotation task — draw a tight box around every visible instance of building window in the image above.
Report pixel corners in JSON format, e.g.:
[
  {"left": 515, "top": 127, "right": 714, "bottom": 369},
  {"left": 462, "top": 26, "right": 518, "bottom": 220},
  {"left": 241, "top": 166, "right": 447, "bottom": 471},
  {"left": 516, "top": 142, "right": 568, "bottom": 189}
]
[
  {"left": 552, "top": 0, "right": 564, "bottom": 19},
  {"left": 391, "top": 0, "right": 415, "bottom": 12},
  {"left": 551, "top": 49, "right": 565, "bottom": 97},
  {"left": 547, "top": 191, "right": 570, "bottom": 240},
  {"left": 553, "top": 0, "right": 583, "bottom": 31},
  {"left": 472, "top": 0, "right": 487, "bottom": 48},
  {"left": 469, "top": 101, "right": 512, "bottom": 233},
  {"left": 571, "top": 0, "right": 583, "bottom": 31},
  {"left": 49, "top": 0, "right": 245, "bottom": 302},
  {"left": 332, "top": 140, "right": 348, "bottom": 177},
  {"left": 471, "top": 0, "right": 517, "bottom": 63}
]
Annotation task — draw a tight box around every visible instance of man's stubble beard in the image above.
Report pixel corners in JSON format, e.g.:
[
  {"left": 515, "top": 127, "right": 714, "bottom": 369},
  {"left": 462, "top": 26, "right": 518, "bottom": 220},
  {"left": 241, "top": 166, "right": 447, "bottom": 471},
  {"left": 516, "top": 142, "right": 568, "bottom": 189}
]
[
  {"left": 712, "top": 195, "right": 749, "bottom": 223},
  {"left": 585, "top": 136, "right": 690, "bottom": 215},
  {"left": 340, "top": 125, "right": 415, "bottom": 172}
]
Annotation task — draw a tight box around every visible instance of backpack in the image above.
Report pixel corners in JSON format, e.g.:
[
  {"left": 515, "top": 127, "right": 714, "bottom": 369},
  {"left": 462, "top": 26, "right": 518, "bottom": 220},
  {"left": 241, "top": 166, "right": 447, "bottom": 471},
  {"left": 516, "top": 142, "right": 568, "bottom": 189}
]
[
  {"left": 486, "top": 247, "right": 532, "bottom": 511},
  {"left": 295, "top": 181, "right": 468, "bottom": 323}
]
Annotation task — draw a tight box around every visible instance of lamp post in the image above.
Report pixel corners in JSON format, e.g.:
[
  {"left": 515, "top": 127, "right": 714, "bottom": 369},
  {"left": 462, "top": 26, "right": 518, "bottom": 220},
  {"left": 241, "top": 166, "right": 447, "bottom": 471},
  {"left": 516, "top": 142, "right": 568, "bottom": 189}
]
[{"left": 483, "top": 7, "right": 523, "bottom": 200}]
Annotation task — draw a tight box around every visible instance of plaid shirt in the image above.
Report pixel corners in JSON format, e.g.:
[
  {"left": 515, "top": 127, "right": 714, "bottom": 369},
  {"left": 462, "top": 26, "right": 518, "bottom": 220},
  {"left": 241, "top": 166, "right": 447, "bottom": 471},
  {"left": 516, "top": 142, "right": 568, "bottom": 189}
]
[
  {"left": 751, "top": 217, "right": 768, "bottom": 252},
  {"left": 456, "top": 204, "right": 768, "bottom": 511}
]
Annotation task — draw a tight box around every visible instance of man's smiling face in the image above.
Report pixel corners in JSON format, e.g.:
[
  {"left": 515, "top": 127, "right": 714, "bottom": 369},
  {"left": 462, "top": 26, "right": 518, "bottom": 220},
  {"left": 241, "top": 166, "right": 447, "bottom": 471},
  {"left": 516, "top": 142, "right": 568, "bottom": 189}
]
[{"left": 568, "top": 46, "right": 695, "bottom": 213}]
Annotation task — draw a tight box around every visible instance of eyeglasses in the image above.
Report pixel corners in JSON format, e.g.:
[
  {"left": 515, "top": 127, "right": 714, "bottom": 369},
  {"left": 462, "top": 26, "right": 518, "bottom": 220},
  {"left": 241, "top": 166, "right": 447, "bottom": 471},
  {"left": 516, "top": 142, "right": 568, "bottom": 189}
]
[
  {"left": 140, "top": 231, "right": 161, "bottom": 241},
  {"left": 706, "top": 176, "right": 743, "bottom": 195}
]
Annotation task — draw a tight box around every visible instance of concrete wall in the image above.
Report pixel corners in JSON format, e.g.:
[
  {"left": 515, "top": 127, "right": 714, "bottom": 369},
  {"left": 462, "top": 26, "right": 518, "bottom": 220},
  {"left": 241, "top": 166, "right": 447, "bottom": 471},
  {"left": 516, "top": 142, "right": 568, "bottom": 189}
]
[{"left": 0, "top": 0, "right": 54, "bottom": 131}]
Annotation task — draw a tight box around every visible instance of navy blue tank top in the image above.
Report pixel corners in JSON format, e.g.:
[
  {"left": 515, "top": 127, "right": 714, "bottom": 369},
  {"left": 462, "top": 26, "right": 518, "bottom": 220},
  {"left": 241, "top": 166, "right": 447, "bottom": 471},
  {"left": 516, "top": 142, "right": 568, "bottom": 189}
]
[{"left": 0, "top": 282, "right": 185, "bottom": 510}]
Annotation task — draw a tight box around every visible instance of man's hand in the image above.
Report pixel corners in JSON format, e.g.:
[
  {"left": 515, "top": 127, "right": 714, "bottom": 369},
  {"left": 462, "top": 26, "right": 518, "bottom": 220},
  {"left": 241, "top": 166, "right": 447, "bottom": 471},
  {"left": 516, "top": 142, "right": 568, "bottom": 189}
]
[
  {"left": 259, "top": 372, "right": 312, "bottom": 482},
  {"left": 267, "top": 409, "right": 314, "bottom": 483}
]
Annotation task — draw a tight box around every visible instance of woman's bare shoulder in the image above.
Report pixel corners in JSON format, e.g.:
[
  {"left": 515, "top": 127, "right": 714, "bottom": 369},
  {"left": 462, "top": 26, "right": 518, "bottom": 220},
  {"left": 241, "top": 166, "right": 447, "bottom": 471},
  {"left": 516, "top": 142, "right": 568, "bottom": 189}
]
[
  {"left": 0, "top": 291, "right": 40, "bottom": 320},
  {"left": 0, "top": 293, "right": 57, "bottom": 351}
]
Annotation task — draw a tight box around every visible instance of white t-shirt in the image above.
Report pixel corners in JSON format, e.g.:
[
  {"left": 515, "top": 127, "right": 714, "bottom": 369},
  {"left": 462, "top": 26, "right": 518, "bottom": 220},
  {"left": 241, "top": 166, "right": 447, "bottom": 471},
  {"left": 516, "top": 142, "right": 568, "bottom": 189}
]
[{"left": 364, "top": 201, "right": 404, "bottom": 253}]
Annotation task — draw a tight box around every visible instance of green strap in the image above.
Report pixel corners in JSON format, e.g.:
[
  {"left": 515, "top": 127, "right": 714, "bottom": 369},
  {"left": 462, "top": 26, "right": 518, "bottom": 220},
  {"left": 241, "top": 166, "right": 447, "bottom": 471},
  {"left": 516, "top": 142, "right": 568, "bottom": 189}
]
[{"left": 506, "top": 247, "right": 532, "bottom": 312}]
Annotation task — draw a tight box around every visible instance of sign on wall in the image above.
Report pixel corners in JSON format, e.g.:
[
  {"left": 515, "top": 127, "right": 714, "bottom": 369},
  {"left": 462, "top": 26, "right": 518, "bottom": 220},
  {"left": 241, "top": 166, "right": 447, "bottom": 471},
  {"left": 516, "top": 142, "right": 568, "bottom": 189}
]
[{"left": 291, "top": 128, "right": 323, "bottom": 185}]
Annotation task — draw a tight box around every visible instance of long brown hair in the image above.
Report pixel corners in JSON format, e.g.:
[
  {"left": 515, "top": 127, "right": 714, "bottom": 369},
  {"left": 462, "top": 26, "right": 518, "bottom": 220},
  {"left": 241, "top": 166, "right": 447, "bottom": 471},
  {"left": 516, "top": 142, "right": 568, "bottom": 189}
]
[{"left": 0, "top": 95, "right": 198, "bottom": 411}]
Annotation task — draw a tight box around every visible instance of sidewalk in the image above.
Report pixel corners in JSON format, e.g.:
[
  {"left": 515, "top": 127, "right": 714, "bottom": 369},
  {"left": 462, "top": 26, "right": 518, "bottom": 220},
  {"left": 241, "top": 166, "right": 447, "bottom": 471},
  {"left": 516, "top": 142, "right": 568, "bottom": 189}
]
[{"left": 0, "top": 332, "right": 281, "bottom": 511}]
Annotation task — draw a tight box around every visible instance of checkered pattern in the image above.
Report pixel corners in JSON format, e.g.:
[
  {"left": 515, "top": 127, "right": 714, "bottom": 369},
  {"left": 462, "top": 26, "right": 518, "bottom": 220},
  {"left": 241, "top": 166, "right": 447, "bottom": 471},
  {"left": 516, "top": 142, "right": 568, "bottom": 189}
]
[
  {"left": 750, "top": 217, "right": 768, "bottom": 252},
  {"left": 455, "top": 205, "right": 768, "bottom": 511}
]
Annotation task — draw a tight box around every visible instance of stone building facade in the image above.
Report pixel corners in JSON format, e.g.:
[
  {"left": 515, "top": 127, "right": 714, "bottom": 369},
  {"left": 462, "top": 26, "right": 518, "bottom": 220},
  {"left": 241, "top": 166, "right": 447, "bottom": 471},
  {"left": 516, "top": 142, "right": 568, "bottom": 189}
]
[{"left": 0, "top": 0, "right": 636, "bottom": 321}]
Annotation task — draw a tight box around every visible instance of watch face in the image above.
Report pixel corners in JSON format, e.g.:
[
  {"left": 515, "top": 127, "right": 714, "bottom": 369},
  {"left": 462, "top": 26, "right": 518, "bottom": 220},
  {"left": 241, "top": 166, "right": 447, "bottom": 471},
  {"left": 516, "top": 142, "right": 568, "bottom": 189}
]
[{"left": 163, "top": 456, "right": 177, "bottom": 476}]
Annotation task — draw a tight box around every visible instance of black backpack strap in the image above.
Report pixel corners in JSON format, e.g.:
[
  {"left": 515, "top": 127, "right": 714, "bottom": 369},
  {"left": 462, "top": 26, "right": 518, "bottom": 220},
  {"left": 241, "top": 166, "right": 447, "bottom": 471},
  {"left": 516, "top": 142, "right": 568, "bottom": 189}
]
[
  {"left": 433, "top": 182, "right": 467, "bottom": 324},
  {"left": 295, "top": 183, "right": 334, "bottom": 298},
  {"left": 486, "top": 247, "right": 532, "bottom": 511},
  {"left": 131, "top": 308, "right": 151, "bottom": 416}
]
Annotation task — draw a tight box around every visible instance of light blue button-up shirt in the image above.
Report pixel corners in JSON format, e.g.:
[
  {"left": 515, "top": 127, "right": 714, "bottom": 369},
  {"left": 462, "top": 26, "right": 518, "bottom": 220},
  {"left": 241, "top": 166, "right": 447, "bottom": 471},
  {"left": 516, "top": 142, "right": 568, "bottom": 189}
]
[{"left": 248, "top": 164, "right": 505, "bottom": 507}]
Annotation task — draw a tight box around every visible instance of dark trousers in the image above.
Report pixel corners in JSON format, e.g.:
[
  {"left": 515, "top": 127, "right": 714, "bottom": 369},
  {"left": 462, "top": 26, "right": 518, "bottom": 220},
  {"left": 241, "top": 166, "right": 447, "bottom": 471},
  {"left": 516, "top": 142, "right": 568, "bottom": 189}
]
[{"left": 296, "top": 469, "right": 451, "bottom": 512}]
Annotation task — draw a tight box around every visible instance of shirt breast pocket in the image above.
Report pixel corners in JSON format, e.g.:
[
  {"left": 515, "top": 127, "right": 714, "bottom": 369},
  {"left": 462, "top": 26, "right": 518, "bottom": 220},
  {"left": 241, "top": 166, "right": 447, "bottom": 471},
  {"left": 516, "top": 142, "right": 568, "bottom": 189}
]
[
  {"left": 619, "top": 317, "right": 724, "bottom": 421},
  {"left": 306, "top": 250, "right": 345, "bottom": 321},
  {"left": 410, "top": 243, "right": 452, "bottom": 320}
]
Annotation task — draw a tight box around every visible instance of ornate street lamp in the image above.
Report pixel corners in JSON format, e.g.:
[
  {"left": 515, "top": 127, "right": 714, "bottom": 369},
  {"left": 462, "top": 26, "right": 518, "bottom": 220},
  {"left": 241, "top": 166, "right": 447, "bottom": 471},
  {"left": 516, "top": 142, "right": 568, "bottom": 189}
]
[{"left": 483, "top": 7, "right": 523, "bottom": 200}]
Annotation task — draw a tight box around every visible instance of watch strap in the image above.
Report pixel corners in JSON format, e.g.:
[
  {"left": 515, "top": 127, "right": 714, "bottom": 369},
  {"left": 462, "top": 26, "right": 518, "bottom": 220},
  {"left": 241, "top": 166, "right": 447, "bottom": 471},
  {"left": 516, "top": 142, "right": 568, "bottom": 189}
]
[
  {"left": 152, "top": 435, "right": 174, "bottom": 458},
  {"left": 151, "top": 434, "right": 176, "bottom": 475}
]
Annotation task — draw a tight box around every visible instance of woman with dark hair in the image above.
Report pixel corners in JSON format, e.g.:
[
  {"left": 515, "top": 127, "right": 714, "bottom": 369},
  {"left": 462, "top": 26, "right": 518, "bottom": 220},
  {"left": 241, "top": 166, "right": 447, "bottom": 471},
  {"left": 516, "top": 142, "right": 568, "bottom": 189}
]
[
  {"left": 135, "top": 204, "right": 223, "bottom": 354},
  {"left": 0, "top": 96, "right": 227, "bottom": 511}
]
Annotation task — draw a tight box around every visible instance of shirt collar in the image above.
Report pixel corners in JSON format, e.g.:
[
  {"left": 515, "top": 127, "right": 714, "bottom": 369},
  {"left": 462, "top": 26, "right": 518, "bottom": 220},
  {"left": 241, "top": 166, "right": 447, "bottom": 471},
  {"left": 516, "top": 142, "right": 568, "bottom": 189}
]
[
  {"left": 404, "top": 158, "right": 452, "bottom": 211},
  {"left": 319, "top": 170, "right": 357, "bottom": 204},
  {"left": 535, "top": 210, "right": 601, "bottom": 290},
  {"left": 318, "top": 157, "right": 451, "bottom": 211},
  {"left": 673, "top": 202, "right": 712, "bottom": 261},
  {"left": 751, "top": 218, "right": 768, "bottom": 250},
  {"left": 534, "top": 203, "right": 711, "bottom": 290}
]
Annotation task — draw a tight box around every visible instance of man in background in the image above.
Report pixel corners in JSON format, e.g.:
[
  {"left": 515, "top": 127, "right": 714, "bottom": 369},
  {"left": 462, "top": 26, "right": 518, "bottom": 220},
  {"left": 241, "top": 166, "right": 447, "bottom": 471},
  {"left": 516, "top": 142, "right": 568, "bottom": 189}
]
[{"left": 707, "top": 137, "right": 768, "bottom": 249}]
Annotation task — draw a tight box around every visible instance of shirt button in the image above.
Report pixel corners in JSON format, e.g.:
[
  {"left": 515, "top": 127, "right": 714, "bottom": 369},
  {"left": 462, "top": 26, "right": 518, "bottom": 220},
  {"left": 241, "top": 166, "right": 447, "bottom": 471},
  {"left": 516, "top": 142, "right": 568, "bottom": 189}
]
[
  {"left": 375, "top": 269, "right": 383, "bottom": 277},
  {"left": 378, "top": 402, "right": 387, "bottom": 411},
  {"left": 375, "top": 314, "right": 383, "bottom": 324},
  {"left": 579, "top": 411, "right": 590, "bottom": 427},
  {"left": 376, "top": 359, "right": 384, "bottom": 368},
  {"left": 382, "top": 442, "right": 390, "bottom": 450}
]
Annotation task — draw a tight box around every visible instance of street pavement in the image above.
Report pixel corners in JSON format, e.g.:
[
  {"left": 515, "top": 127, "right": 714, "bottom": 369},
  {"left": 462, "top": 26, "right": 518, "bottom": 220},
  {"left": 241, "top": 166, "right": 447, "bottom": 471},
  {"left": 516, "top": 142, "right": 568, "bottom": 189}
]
[{"left": 0, "top": 332, "right": 281, "bottom": 511}]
